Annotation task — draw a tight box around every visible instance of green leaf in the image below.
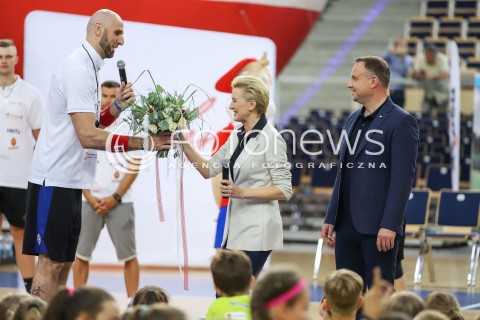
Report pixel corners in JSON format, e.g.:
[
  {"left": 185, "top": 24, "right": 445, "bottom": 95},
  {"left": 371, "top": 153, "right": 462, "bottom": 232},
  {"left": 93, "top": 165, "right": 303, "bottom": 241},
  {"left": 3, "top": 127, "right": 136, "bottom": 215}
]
[
  {"left": 156, "top": 84, "right": 164, "bottom": 94},
  {"left": 173, "top": 110, "right": 181, "bottom": 122},
  {"left": 158, "top": 120, "right": 169, "bottom": 131}
]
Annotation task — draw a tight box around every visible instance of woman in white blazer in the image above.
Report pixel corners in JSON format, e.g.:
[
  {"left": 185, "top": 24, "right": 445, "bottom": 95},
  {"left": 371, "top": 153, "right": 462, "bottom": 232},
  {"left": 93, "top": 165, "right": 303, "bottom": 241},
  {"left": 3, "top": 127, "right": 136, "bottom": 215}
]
[{"left": 180, "top": 75, "right": 292, "bottom": 277}]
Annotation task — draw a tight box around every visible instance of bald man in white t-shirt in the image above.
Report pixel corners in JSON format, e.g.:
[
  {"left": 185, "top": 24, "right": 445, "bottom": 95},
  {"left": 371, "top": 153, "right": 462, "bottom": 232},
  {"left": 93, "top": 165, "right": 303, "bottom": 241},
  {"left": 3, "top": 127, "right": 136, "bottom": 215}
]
[
  {"left": 23, "top": 10, "right": 172, "bottom": 301},
  {"left": 0, "top": 39, "right": 44, "bottom": 293}
]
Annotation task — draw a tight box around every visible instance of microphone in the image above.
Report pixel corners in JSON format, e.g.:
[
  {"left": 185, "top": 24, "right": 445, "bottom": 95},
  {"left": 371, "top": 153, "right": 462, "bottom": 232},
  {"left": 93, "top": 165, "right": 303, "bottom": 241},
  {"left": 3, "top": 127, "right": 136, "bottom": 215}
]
[
  {"left": 221, "top": 159, "right": 229, "bottom": 199},
  {"left": 117, "top": 60, "right": 127, "bottom": 84}
]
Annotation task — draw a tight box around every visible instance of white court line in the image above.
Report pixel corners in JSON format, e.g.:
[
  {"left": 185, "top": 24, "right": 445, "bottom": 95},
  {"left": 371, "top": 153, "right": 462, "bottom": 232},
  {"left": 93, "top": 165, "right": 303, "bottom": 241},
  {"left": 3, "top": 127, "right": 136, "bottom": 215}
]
[{"left": 461, "top": 302, "right": 480, "bottom": 310}]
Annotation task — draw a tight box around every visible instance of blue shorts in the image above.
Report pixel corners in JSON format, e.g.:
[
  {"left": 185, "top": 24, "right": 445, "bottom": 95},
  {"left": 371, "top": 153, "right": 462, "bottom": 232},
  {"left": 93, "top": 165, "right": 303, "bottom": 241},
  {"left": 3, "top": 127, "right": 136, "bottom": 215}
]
[
  {"left": 214, "top": 206, "right": 228, "bottom": 248},
  {"left": 23, "top": 182, "right": 82, "bottom": 262}
]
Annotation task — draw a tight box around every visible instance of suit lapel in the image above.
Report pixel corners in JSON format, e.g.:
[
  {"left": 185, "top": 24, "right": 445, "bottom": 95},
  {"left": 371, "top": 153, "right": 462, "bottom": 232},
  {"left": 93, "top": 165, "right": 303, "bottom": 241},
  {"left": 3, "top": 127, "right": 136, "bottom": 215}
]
[
  {"left": 340, "top": 111, "right": 361, "bottom": 162},
  {"left": 233, "top": 137, "right": 259, "bottom": 182},
  {"left": 353, "top": 100, "right": 394, "bottom": 160}
]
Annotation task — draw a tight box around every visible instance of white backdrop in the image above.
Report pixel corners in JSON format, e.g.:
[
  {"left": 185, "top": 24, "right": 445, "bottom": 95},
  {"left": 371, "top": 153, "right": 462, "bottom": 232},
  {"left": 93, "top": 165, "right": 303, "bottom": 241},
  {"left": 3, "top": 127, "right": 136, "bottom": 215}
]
[{"left": 24, "top": 11, "right": 276, "bottom": 267}]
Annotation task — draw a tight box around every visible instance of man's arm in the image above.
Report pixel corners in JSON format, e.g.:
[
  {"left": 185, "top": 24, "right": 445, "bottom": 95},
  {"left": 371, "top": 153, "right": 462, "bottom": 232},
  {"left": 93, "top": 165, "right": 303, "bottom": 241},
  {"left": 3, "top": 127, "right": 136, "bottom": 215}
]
[
  {"left": 378, "top": 113, "right": 419, "bottom": 251},
  {"left": 70, "top": 112, "right": 172, "bottom": 152}
]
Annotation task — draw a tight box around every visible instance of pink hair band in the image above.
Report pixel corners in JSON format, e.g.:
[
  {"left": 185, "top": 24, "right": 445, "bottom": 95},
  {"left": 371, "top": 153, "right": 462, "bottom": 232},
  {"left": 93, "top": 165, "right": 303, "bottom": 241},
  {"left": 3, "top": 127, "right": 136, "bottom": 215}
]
[{"left": 265, "top": 279, "right": 307, "bottom": 309}]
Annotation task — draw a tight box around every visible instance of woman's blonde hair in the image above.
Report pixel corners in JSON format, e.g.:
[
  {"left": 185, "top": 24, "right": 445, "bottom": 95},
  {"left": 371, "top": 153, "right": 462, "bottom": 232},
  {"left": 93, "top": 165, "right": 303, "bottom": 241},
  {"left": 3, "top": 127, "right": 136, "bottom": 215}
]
[{"left": 232, "top": 75, "right": 269, "bottom": 115}]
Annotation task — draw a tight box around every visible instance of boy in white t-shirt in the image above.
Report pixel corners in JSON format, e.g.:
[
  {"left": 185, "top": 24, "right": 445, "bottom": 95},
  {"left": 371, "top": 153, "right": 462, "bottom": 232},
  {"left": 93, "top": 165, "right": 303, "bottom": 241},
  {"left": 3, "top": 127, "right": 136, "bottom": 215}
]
[
  {"left": 73, "top": 81, "right": 139, "bottom": 297},
  {"left": 0, "top": 39, "right": 44, "bottom": 293}
]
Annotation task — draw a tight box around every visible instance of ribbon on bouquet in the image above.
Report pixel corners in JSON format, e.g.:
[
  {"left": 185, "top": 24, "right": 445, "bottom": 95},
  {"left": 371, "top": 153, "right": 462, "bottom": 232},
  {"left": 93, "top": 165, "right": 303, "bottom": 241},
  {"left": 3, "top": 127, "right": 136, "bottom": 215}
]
[
  {"left": 144, "top": 112, "right": 165, "bottom": 223},
  {"left": 155, "top": 160, "right": 165, "bottom": 222},
  {"left": 175, "top": 146, "right": 189, "bottom": 291},
  {"left": 153, "top": 132, "right": 189, "bottom": 291}
]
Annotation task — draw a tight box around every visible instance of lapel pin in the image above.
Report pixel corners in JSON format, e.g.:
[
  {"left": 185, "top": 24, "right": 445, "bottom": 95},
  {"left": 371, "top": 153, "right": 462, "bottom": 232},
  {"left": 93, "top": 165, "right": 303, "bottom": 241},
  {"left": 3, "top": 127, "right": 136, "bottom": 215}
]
[{"left": 379, "top": 115, "right": 383, "bottom": 118}]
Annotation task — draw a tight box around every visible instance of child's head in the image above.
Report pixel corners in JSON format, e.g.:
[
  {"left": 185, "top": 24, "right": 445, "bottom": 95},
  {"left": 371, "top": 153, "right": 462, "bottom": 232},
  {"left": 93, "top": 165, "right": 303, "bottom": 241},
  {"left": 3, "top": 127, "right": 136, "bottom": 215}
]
[
  {"left": 414, "top": 310, "right": 449, "bottom": 320},
  {"left": 122, "top": 304, "right": 187, "bottom": 320},
  {"left": 387, "top": 291, "right": 425, "bottom": 318},
  {"left": 132, "top": 286, "right": 169, "bottom": 306},
  {"left": 424, "top": 292, "right": 464, "bottom": 320},
  {"left": 211, "top": 250, "right": 253, "bottom": 296},
  {"left": 251, "top": 266, "right": 309, "bottom": 320},
  {"left": 322, "top": 269, "right": 364, "bottom": 317},
  {"left": 0, "top": 292, "right": 31, "bottom": 320},
  {"left": 12, "top": 296, "right": 47, "bottom": 320},
  {"left": 43, "top": 286, "right": 119, "bottom": 320}
]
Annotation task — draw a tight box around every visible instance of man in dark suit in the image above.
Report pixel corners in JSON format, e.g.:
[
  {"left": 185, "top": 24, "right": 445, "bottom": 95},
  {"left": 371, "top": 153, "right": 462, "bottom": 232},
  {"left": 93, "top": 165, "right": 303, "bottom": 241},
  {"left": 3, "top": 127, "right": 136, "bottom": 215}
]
[{"left": 322, "top": 56, "right": 419, "bottom": 287}]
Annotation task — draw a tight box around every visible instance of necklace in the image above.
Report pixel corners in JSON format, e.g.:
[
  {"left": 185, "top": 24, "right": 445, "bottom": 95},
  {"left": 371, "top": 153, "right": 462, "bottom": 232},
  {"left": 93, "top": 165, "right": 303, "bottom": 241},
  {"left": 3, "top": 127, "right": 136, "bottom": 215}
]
[{"left": 1, "top": 76, "right": 18, "bottom": 104}]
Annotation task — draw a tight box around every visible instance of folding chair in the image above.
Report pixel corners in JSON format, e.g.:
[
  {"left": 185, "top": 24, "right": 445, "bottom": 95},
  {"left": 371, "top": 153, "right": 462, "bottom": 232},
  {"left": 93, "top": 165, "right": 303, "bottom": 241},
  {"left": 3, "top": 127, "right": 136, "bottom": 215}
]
[
  {"left": 409, "top": 17, "right": 436, "bottom": 39},
  {"left": 467, "top": 17, "right": 480, "bottom": 38},
  {"left": 454, "top": 37, "right": 478, "bottom": 60},
  {"left": 425, "top": 0, "right": 451, "bottom": 18},
  {"left": 454, "top": 0, "right": 478, "bottom": 19},
  {"left": 425, "top": 165, "right": 452, "bottom": 192},
  {"left": 438, "top": 17, "right": 464, "bottom": 39},
  {"left": 311, "top": 165, "right": 337, "bottom": 191},
  {"left": 404, "top": 189, "right": 434, "bottom": 285},
  {"left": 426, "top": 190, "right": 480, "bottom": 286}
]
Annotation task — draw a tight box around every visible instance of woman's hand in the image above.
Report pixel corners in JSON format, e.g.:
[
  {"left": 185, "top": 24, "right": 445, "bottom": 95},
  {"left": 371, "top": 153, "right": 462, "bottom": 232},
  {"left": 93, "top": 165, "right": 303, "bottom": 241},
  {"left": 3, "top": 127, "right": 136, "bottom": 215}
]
[{"left": 220, "top": 180, "right": 245, "bottom": 199}]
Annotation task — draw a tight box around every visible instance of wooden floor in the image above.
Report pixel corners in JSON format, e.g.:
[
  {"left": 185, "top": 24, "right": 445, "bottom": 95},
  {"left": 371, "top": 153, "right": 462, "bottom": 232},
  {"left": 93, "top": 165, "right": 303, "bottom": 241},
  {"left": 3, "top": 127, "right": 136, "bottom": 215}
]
[{"left": 1, "top": 244, "right": 479, "bottom": 319}]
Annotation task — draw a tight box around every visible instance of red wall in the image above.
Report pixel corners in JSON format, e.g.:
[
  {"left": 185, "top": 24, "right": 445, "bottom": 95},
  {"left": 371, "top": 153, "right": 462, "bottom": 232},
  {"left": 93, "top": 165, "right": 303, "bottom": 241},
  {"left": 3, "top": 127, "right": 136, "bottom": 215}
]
[{"left": 1, "top": 1, "right": 320, "bottom": 77}]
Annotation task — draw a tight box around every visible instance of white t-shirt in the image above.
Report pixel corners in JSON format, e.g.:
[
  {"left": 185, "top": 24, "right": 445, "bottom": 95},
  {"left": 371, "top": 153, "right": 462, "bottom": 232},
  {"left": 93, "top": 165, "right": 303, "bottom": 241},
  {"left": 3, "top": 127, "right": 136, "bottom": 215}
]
[
  {"left": 0, "top": 77, "right": 44, "bottom": 189},
  {"left": 29, "top": 42, "right": 104, "bottom": 189},
  {"left": 88, "top": 119, "right": 134, "bottom": 203}
]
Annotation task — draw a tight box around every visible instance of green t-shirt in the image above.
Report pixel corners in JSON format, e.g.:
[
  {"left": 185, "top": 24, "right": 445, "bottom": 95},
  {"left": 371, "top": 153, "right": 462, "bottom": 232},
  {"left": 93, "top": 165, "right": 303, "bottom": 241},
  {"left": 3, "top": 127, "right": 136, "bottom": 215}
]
[{"left": 205, "top": 294, "right": 251, "bottom": 320}]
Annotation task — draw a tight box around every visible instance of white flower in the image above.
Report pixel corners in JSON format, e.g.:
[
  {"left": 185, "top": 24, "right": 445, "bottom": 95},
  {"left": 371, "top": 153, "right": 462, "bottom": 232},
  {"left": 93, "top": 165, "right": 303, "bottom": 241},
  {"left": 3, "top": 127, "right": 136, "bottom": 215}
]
[
  {"left": 167, "top": 118, "right": 177, "bottom": 131},
  {"left": 178, "top": 115, "right": 187, "bottom": 129},
  {"left": 149, "top": 124, "right": 158, "bottom": 134}
]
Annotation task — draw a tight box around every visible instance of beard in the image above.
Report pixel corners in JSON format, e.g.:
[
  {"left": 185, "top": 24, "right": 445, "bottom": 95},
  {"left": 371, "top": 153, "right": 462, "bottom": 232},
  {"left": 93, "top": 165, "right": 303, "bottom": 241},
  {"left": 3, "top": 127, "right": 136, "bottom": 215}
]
[{"left": 99, "top": 31, "right": 114, "bottom": 58}]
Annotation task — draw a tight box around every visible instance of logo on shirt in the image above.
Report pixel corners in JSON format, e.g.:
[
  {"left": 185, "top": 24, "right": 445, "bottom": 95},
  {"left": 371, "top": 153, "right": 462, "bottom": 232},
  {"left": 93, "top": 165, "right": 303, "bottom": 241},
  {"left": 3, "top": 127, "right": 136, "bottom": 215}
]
[
  {"left": 114, "top": 171, "right": 120, "bottom": 179},
  {"left": 84, "top": 151, "right": 97, "bottom": 160},
  {"left": 7, "top": 128, "right": 20, "bottom": 134},
  {"left": 5, "top": 113, "right": 23, "bottom": 120},
  {"left": 37, "top": 233, "right": 41, "bottom": 246},
  {"left": 9, "top": 138, "right": 17, "bottom": 149}
]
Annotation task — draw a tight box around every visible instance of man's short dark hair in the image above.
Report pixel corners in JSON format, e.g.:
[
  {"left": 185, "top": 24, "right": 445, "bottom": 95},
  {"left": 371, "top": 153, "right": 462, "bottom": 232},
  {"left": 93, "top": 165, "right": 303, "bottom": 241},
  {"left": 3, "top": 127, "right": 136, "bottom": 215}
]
[
  {"left": 0, "top": 39, "right": 17, "bottom": 55},
  {"left": 211, "top": 250, "right": 252, "bottom": 296},
  {"left": 101, "top": 80, "right": 120, "bottom": 88},
  {"left": 355, "top": 55, "right": 390, "bottom": 88},
  {"left": 424, "top": 43, "right": 438, "bottom": 53}
]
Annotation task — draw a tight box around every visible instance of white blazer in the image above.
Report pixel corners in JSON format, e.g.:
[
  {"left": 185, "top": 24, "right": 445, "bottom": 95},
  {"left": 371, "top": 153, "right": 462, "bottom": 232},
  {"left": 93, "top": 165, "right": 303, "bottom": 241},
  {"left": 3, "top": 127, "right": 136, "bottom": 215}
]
[{"left": 208, "top": 122, "right": 292, "bottom": 251}]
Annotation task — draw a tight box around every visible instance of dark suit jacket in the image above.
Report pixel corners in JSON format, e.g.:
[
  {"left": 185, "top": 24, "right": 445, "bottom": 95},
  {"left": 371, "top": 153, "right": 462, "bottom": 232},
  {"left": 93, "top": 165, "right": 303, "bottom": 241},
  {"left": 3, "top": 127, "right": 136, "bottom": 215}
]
[{"left": 325, "top": 98, "right": 419, "bottom": 235}]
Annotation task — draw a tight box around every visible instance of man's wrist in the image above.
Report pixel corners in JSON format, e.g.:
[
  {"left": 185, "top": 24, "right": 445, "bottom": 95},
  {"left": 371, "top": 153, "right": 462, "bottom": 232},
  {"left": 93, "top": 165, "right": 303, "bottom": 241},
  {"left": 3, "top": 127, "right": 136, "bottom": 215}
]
[{"left": 114, "top": 100, "right": 123, "bottom": 112}]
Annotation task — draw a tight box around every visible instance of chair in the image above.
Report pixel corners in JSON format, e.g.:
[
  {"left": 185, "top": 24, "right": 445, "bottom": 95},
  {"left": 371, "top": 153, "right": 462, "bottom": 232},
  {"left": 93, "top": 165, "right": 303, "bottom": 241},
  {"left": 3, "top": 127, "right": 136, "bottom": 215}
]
[
  {"left": 425, "top": 0, "right": 451, "bottom": 18},
  {"left": 438, "top": 18, "right": 464, "bottom": 39},
  {"left": 409, "top": 17, "right": 436, "bottom": 39},
  {"left": 454, "top": 0, "right": 478, "bottom": 19},
  {"left": 427, "top": 190, "right": 480, "bottom": 286},
  {"left": 291, "top": 163, "right": 304, "bottom": 193},
  {"left": 405, "top": 37, "right": 419, "bottom": 56},
  {"left": 466, "top": 57, "right": 480, "bottom": 70},
  {"left": 467, "top": 17, "right": 480, "bottom": 38},
  {"left": 454, "top": 37, "right": 477, "bottom": 60},
  {"left": 404, "top": 189, "right": 435, "bottom": 284},
  {"left": 426, "top": 165, "right": 452, "bottom": 191},
  {"left": 311, "top": 165, "right": 337, "bottom": 191}
]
